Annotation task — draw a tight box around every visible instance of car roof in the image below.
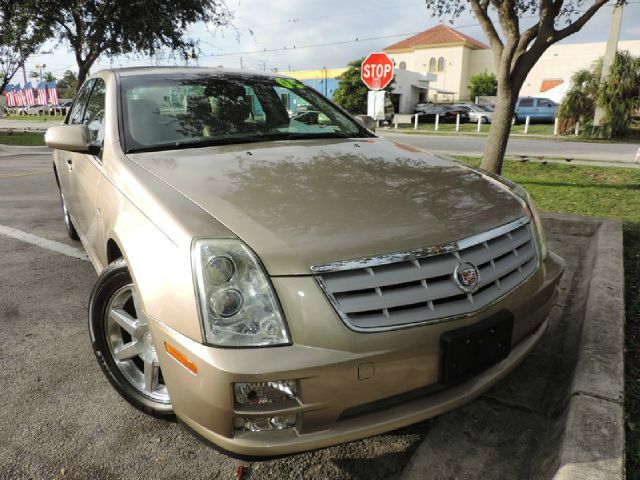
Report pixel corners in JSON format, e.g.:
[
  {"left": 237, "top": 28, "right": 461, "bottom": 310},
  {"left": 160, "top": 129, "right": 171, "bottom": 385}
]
[{"left": 93, "top": 66, "right": 277, "bottom": 79}]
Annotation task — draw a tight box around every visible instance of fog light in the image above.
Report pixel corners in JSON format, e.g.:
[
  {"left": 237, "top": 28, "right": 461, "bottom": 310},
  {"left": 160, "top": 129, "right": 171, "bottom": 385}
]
[
  {"left": 234, "top": 380, "right": 298, "bottom": 406},
  {"left": 234, "top": 414, "right": 297, "bottom": 432}
]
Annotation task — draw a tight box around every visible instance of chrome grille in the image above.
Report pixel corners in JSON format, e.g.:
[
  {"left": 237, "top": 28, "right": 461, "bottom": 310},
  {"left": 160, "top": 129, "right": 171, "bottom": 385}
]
[{"left": 313, "top": 217, "right": 538, "bottom": 331}]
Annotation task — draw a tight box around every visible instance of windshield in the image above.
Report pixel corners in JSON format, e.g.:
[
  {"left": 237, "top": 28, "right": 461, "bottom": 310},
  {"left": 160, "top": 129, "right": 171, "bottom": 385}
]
[
  {"left": 477, "top": 105, "right": 494, "bottom": 112},
  {"left": 120, "top": 73, "right": 372, "bottom": 152}
]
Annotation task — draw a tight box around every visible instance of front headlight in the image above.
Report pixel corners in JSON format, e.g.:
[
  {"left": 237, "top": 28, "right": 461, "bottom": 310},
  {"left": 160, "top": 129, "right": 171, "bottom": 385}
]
[
  {"left": 512, "top": 184, "right": 548, "bottom": 261},
  {"left": 192, "top": 239, "right": 290, "bottom": 347},
  {"left": 465, "top": 165, "right": 548, "bottom": 261}
]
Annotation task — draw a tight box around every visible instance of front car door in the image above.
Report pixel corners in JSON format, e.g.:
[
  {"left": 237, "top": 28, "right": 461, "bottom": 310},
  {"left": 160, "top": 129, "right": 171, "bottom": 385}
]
[
  {"left": 536, "top": 98, "right": 556, "bottom": 122},
  {"left": 69, "top": 78, "right": 107, "bottom": 263},
  {"left": 56, "top": 80, "right": 95, "bottom": 230}
]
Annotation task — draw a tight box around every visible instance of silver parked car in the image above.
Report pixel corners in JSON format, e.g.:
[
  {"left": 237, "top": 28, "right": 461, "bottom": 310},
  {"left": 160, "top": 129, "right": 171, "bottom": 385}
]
[{"left": 454, "top": 104, "right": 494, "bottom": 124}]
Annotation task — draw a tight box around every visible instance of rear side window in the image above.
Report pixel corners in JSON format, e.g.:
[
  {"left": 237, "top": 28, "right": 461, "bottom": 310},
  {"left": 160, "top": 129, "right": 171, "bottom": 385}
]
[
  {"left": 67, "top": 80, "right": 95, "bottom": 125},
  {"left": 518, "top": 98, "right": 534, "bottom": 107}
]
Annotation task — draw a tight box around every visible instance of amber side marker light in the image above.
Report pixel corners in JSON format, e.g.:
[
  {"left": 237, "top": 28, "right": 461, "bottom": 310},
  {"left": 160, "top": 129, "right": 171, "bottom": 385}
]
[{"left": 164, "top": 342, "right": 198, "bottom": 374}]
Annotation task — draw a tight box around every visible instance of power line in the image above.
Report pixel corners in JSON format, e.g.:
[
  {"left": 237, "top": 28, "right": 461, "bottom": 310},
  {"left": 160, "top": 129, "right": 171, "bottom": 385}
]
[{"left": 231, "top": 1, "right": 426, "bottom": 32}]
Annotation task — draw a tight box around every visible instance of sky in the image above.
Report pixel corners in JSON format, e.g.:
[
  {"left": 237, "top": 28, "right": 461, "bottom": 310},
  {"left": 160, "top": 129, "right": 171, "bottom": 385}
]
[{"left": 19, "top": 0, "right": 640, "bottom": 81}]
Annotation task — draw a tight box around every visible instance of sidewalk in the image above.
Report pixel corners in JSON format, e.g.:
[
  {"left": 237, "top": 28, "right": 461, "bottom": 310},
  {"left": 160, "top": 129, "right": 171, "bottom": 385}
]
[
  {"left": 0, "top": 145, "right": 50, "bottom": 157},
  {"left": 402, "top": 214, "right": 625, "bottom": 480},
  {"left": 0, "top": 119, "right": 54, "bottom": 132}
]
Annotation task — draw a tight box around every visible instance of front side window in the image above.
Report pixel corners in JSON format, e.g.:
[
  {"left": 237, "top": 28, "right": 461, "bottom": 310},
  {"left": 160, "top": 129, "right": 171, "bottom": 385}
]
[
  {"left": 536, "top": 98, "right": 555, "bottom": 108},
  {"left": 84, "top": 79, "right": 106, "bottom": 144},
  {"left": 67, "top": 80, "right": 95, "bottom": 125},
  {"left": 119, "top": 74, "right": 372, "bottom": 153}
]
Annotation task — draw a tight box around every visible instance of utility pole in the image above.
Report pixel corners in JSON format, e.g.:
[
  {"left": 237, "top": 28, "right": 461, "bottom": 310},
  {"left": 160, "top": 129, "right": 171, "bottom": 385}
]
[{"left": 593, "top": 3, "right": 623, "bottom": 126}]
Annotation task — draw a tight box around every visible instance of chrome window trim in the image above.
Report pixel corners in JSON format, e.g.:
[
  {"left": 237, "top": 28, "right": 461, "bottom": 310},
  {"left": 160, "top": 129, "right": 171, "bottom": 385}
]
[{"left": 310, "top": 216, "right": 530, "bottom": 274}]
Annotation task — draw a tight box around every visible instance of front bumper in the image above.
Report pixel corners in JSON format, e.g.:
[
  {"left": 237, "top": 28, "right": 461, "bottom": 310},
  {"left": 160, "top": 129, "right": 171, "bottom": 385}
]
[{"left": 148, "top": 251, "right": 565, "bottom": 457}]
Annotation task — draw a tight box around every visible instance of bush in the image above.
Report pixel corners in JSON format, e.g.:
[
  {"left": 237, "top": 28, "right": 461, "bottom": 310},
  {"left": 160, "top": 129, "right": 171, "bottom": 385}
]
[{"left": 468, "top": 72, "right": 497, "bottom": 98}]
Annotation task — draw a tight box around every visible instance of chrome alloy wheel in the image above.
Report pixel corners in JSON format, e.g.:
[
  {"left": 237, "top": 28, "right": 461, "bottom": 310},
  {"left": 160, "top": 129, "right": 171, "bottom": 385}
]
[{"left": 105, "top": 284, "right": 169, "bottom": 403}]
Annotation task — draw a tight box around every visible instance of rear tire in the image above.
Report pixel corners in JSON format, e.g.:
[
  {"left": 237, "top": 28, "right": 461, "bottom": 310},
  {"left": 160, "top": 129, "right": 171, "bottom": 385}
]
[{"left": 89, "top": 259, "right": 174, "bottom": 419}]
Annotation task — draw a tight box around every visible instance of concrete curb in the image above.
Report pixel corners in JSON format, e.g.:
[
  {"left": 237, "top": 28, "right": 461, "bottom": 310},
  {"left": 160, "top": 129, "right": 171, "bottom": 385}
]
[
  {"left": 401, "top": 213, "right": 625, "bottom": 480},
  {"left": 544, "top": 214, "right": 625, "bottom": 480}
]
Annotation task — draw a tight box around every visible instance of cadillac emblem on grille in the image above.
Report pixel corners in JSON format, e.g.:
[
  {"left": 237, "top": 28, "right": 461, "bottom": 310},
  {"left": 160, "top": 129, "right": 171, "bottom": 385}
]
[{"left": 454, "top": 261, "right": 480, "bottom": 293}]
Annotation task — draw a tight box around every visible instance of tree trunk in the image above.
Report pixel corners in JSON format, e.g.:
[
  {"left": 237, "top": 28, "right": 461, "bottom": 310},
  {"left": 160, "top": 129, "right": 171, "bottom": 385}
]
[
  {"left": 480, "top": 85, "right": 517, "bottom": 175},
  {"left": 76, "top": 64, "right": 90, "bottom": 92},
  {"left": 0, "top": 78, "right": 9, "bottom": 96}
]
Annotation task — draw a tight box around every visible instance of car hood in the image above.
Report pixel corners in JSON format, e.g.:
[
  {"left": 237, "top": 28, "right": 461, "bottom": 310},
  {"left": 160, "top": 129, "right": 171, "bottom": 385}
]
[{"left": 127, "top": 137, "right": 526, "bottom": 275}]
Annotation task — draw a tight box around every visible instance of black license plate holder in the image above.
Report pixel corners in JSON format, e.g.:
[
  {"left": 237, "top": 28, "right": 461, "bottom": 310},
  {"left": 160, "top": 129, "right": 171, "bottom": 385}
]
[{"left": 440, "top": 311, "right": 514, "bottom": 386}]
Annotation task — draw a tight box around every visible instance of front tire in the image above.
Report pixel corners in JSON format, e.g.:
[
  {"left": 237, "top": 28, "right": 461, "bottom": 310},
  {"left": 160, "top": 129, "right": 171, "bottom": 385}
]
[{"left": 89, "top": 259, "right": 173, "bottom": 418}]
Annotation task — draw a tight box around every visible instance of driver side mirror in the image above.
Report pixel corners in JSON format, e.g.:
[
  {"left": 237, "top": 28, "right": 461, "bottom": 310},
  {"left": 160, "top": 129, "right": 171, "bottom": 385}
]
[
  {"left": 354, "top": 115, "right": 376, "bottom": 131},
  {"left": 45, "top": 124, "right": 92, "bottom": 153}
]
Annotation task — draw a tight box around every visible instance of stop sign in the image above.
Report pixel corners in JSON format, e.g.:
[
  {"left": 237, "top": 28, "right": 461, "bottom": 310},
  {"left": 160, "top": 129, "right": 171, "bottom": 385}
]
[{"left": 361, "top": 52, "right": 394, "bottom": 90}]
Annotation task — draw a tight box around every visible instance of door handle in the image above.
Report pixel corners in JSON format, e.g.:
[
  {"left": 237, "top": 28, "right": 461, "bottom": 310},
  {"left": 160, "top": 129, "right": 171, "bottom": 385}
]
[{"left": 66, "top": 159, "right": 73, "bottom": 171}]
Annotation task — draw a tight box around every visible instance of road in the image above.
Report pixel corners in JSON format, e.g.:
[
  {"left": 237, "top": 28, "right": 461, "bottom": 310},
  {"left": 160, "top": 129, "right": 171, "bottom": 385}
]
[{"left": 381, "top": 131, "right": 640, "bottom": 163}]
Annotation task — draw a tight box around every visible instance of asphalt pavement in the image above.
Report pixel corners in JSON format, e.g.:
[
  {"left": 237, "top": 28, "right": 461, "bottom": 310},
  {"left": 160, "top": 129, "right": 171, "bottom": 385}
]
[
  {"left": 0, "top": 152, "right": 617, "bottom": 480},
  {"left": 380, "top": 130, "right": 640, "bottom": 164}
]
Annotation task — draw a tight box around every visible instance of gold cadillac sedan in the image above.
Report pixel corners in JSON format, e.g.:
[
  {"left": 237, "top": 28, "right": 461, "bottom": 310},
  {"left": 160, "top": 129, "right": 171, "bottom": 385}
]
[{"left": 45, "top": 67, "right": 564, "bottom": 457}]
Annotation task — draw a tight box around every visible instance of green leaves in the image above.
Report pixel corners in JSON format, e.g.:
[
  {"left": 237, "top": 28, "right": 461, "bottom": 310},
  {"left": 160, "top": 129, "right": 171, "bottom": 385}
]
[
  {"left": 468, "top": 71, "right": 497, "bottom": 98},
  {"left": 559, "top": 52, "right": 640, "bottom": 139}
]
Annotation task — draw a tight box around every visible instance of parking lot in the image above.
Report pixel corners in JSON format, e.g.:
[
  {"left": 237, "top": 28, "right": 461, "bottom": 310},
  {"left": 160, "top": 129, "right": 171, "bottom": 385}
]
[{"left": 0, "top": 152, "right": 617, "bottom": 479}]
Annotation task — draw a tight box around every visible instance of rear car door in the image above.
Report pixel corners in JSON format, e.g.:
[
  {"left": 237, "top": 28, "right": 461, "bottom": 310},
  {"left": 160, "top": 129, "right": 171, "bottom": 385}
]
[
  {"left": 69, "top": 78, "right": 107, "bottom": 259},
  {"left": 516, "top": 98, "right": 534, "bottom": 121}
]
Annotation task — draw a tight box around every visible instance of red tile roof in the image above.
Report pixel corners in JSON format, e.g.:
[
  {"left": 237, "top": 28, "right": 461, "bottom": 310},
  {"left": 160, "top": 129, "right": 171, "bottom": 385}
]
[
  {"left": 384, "top": 24, "right": 489, "bottom": 51},
  {"left": 540, "top": 79, "right": 564, "bottom": 92}
]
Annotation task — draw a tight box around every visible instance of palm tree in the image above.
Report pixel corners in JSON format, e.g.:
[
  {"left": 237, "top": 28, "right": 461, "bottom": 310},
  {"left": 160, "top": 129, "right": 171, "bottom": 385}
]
[{"left": 558, "top": 52, "right": 639, "bottom": 138}]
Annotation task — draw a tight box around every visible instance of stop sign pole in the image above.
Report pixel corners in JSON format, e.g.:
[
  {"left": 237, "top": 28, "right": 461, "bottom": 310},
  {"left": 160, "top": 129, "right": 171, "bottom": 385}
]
[{"left": 361, "top": 52, "right": 394, "bottom": 125}]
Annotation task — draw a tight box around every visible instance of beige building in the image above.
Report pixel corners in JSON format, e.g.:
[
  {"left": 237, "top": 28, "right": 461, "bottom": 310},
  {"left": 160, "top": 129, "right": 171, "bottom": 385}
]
[{"left": 384, "top": 24, "right": 640, "bottom": 101}]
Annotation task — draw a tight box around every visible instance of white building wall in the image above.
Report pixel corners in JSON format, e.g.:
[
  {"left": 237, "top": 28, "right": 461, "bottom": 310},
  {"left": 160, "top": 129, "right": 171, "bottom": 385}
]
[
  {"left": 388, "top": 45, "right": 469, "bottom": 101},
  {"left": 388, "top": 39, "right": 640, "bottom": 101},
  {"left": 519, "top": 40, "right": 640, "bottom": 96},
  {"left": 390, "top": 69, "right": 436, "bottom": 113}
]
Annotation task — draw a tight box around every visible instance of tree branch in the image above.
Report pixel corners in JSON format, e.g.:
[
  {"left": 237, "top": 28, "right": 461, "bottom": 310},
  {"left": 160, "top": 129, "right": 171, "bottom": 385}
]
[
  {"left": 554, "top": 0, "right": 609, "bottom": 42},
  {"left": 469, "top": 0, "right": 503, "bottom": 65}
]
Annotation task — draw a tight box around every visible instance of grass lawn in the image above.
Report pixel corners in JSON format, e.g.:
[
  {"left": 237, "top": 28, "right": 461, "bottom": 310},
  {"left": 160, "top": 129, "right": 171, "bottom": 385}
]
[
  {"left": 3, "top": 114, "right": 65, "bottom": 122},
  {"left": 0, "top": 131, "right": 45, "bottom": 146},
  {"left": 457, "top": 157, "right": 640, "bottom": 478}
]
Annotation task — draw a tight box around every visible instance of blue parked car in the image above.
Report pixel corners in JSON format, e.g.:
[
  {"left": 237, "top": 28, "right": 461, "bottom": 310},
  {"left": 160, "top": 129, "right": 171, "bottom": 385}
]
[{"left": 513, "top": 97, "right": 558, "bottom": 124}]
